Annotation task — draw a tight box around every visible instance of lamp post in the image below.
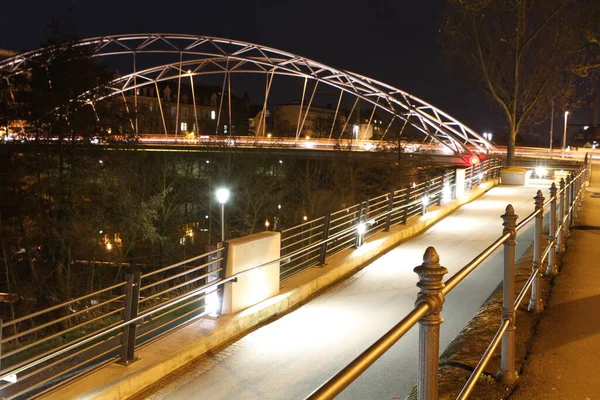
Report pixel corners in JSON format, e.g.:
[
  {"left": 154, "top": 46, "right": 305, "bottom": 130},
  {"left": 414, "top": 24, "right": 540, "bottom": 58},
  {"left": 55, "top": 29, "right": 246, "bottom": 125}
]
[
  {"left": 562, "top": 111, "right": 569, "bottom": 157},
  {"left": 216, "top": 188, "right": 230, "bottom": 242}
]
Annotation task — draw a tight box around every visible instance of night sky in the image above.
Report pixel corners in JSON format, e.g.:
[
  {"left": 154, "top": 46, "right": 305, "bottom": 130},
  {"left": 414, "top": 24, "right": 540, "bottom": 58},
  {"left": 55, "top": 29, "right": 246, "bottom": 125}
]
[{"left": 1, "top": 0, "right": 586, "bottom": 137}]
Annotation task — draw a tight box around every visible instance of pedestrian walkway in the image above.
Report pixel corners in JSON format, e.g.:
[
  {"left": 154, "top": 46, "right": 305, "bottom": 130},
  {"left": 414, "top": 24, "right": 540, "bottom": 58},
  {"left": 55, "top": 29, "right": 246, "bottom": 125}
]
[
  {"left": 126, "top": 184, "right": 547, "bottom": 400},
  {"left": 509, "top": 161, "right": 600, "bottom": 400}
]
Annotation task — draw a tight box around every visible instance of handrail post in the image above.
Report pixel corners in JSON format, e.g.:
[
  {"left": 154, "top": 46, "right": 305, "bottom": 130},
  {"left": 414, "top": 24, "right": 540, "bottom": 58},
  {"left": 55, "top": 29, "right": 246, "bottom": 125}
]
[
  {"left": 437, "top": 174, "right": 444, "bottom": 206},
  {"left": 497, "top": 205, "right": 518, "bottom": 384},
  {"left": 569, "top": 172, "right": 575, "bottom": 229},
  {"left": 319, "top": 212, "right": 331, "bottom": 265},
  {"left": 529, "top": 191, "right": 544, "bottom": 312},
  {"left": 478, "top": 162, "right": 483, "bottom": 185},
  {"left": 421, "top": 183, "right": 429, "bottom": 216},
  {"left": 565, "top": 175, "right": 572, "bottom": 239},
  {"left": 414, "top": 247, "right": 448, "bottom": 400},
  {"left": 355, "top": 202, "right": 366, "bottom": 248},
  {"left": 546, "top": 183, "right": 558, "bottom": 276},
  {"left": 558, "top": 178, "right": 566, "bottom": 252},
  {"left": 403, "top": 185, "right": 412, "bottom": 224},
  {"left": 217, "top": 242, "right": 229, "bottom": 315},
  {"left": 119, "top": 271, "right": 141, "bottom": 365},
  {"left": 385, "top": 191, "right": 394, "bottom": 231}
]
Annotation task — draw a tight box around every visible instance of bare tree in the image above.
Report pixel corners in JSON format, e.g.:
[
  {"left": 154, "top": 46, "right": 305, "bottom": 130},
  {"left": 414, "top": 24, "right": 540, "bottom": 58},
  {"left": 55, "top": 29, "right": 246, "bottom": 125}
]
[{"left": 440, "top": 0, "right": 582, "bottom": 165}]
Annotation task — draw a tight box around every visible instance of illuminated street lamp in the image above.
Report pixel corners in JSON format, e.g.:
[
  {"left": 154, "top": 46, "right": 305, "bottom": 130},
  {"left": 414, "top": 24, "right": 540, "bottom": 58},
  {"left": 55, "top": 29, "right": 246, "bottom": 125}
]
[
  {"left": 216, "top": 188, "right": 230, "bottom": 242},
  {"left": 562, "top": 111, "right": 569, "bottom": 157}
]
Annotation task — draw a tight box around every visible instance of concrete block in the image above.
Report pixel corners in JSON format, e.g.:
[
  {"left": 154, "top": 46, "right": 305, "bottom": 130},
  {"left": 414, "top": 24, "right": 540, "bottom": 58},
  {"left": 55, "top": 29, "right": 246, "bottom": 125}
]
[
  {"left": 222, "top": 231, "right": 280, "bottom": 314},
  {"left": 500, "top": 168, "right": 532, "bottom": 185}
]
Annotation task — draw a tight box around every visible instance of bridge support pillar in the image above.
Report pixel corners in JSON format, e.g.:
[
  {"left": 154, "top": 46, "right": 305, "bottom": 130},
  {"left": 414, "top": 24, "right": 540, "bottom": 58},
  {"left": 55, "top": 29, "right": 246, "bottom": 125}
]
[
  {"left": 497, "top": 205, "right": 519, "bottom": 385},
  {"left": 414, "top": 247, "right": 448, "bottom": 400}
]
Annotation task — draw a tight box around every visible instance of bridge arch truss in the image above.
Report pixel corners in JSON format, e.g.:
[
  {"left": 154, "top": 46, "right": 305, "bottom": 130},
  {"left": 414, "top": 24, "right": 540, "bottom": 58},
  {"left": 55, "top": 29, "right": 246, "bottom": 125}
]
[{"left": 0, "top": 34, "right": 497, "bottom": 154}]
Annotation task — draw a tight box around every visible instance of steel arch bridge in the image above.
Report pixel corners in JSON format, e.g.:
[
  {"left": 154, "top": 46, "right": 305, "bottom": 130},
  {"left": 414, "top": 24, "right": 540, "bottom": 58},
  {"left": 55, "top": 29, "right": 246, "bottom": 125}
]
[{"left": 0, "top": 33, "right": 497, "bottom": 155}]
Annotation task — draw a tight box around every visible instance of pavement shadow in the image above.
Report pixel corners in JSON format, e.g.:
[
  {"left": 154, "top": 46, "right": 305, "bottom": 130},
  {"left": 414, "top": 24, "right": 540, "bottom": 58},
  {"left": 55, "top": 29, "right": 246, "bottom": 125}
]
[{"left": 535, "top": 293, "right": 600, "bottom": 354}]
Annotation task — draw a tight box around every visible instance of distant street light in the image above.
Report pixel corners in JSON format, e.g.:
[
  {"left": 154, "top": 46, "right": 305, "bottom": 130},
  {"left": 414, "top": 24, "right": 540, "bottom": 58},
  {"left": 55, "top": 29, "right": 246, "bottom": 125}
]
[
  {"left": 562, "top": 111, "right": 569, "bottom": 157},
  {"left": 216, "top": 188, "right": 230, "bottom": 242}
]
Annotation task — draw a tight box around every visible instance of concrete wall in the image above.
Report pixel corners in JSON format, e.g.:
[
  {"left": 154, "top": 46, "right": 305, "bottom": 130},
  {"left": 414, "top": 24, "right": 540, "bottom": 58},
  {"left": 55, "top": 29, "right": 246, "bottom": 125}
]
[{"left": 222, "top": 231, "right": 280, "bottom": 314}]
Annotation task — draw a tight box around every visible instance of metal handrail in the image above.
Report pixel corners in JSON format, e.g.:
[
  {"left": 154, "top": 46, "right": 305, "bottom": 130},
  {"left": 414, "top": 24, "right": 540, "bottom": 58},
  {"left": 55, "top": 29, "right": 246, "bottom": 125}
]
[
  {"left": 141, "top": 247, "right": 223, "bottom": 279},
  {"left": 442, "top": 233, "right": 510, "bottom": 295},
  {"left": 0, "top": 161, "right": 501, "bottom": 396},
  {"left": 308, "top": 161, "right": 588, "bottom": 400},
  {"left": 307, "top": 303, "right": 431, "bottom": 399},
  {"left": 2, "top": 280, "right": 127, "bottom": 328},
  {"left": 456, "top": 319, "right": 510, "bottom": 400}
]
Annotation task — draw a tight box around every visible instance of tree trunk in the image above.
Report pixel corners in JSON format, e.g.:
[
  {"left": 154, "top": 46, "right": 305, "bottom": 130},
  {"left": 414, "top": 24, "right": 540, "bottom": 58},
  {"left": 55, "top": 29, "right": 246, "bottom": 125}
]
[{"left": 507, "top": 125, "right": 517, "bottom": 166}]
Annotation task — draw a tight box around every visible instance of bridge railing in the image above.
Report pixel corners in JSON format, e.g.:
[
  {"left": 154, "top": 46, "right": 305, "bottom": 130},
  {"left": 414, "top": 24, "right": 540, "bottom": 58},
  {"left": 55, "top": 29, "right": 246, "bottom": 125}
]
[
  {"left": 0, "top": 158, "right": 502, "bottom": 399},
  {"left": 280, "top": 158, "right": 501, "bottom": 280},
  {"left": 307, "top": 162, "right": 588, "bottom": 400},
  {"left": 0, "top": 246, "right": 226, "bottom": 399}
]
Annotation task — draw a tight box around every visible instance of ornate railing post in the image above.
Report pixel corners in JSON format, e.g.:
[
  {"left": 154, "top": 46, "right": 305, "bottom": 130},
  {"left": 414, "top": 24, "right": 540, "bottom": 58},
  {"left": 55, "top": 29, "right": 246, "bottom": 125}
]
[
  {"left": 414, "top": 246, "right": 448, "bottom": 400},
  {"left": 529, "top": 191, "right": 544, "bottom": 312},
  {"left": 385, "top": 191, "right": 394, "bottom": 231},
  {"left": 497, "top": 205, "right": 519, "bottom": 384},
  {"left": 546, "top": 183, "right": 558, "bottom": 276},
  {"left": 558, "top": 178, "right": 566, "bottom": 252},
  {"left": 319, "top": 212, "right": 331, "bottom": 265},
  {"left": 120, "top": 271, "right": 141, "bottom": 365}
]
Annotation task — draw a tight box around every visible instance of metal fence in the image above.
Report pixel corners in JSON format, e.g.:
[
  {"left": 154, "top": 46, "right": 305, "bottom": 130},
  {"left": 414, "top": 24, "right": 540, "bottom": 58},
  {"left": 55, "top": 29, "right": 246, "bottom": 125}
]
[
  {"left": 0, "top": 246, "right": 226, "bottom": 399},
  {"left": 280, "top": 158, "right": 502, "bottom": 279},
  {"left": 306, "top": 162, "right": 589, "bottom": 400},
  {"left": 0, "top": 157, "right": 503, "bottom": 399}
]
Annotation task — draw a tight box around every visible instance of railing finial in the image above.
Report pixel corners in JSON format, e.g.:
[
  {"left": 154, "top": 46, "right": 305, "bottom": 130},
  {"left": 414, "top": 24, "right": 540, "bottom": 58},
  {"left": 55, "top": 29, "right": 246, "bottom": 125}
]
[{"left": 414, "top": 246, "right": 447, "bottom": 400}]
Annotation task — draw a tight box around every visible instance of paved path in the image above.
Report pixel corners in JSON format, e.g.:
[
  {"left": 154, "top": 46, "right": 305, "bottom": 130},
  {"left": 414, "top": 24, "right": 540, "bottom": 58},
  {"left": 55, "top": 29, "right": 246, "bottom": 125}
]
[
  {"left": 135, "top": 183, "right": 550, "bottom": 400},
  {"left": 509, "top": 163, "right": 600, "bottom": 400}
]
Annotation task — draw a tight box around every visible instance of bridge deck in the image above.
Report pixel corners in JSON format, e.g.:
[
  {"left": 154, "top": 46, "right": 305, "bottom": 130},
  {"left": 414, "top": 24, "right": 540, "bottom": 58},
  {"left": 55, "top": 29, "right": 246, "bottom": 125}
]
[
  {"left": 44, "top": 181, "right": 552, "bottom": 400},
  {"left": 124, "top": 184, "right": 546, "bottom": 400}
]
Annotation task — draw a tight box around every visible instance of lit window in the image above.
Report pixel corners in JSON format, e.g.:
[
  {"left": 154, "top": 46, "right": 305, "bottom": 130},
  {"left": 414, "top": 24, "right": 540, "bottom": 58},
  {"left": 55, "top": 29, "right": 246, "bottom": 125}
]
[
  {"left": 224, "top": 125, "right": 228, "bottom": 134},
  {"left": 211, "top": 110, "right": 216, "bottom": 120},
  {"left": 353, "top": 124, "right": 359, "bottom": 138},
  {"left": 181, "top": 122, "right": 188, "bottom": 131}
]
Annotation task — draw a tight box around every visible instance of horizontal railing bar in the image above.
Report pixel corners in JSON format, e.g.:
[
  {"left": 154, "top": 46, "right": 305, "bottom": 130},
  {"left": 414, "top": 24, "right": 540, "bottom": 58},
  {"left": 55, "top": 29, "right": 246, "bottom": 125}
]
[
  {"left": 2, "top": 294, "right": 126, "bottom": 344},
  {"left": 139, "top": 271, "right": 218, "bottom": 305},
  {"left": 142, "top": 247, "right": 223, "bottom": 279},
  {"left": 3, "top": 281, "right": 127, "bottom": 328},
  {"left": 7, "top": 343, "right": 121, "bottom": 400},
  {"left": 138, "top": 295, "right": 207, "bottom": 335},
  {"left": 281, "top": 216, "right": 325, "bottom": 233},
  {"left": 281, "top": 224, "right": 325, "bottom": 242},
  {"left": 456, "top": 318, "right": 510, "bottom": 400},
  {"left": 443, "top": 233, "right": 510, "bottom": 295},
  {"left": 281, "top": 227, "right": 324, "bottom": 245},
  {"left": 0, "top": 316, "right": 124, "bottom": 375},
  {"left": 514, "top": 268, "right": 539, "bottom": 310},
  {"left": 140, "top": 258, "right": 221, "bottom": 292},
  {"left": 516, "top": 208, "right": 541, "bottom": 231},
  {"left": 2, "top": 306, "right": 124, "bottom": 360},
  {"left": 1, "top": 330, "right": 121, "bottom": 394},
  {"left": 307, "top": 303, "right": 430, "bottom": 400}
]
